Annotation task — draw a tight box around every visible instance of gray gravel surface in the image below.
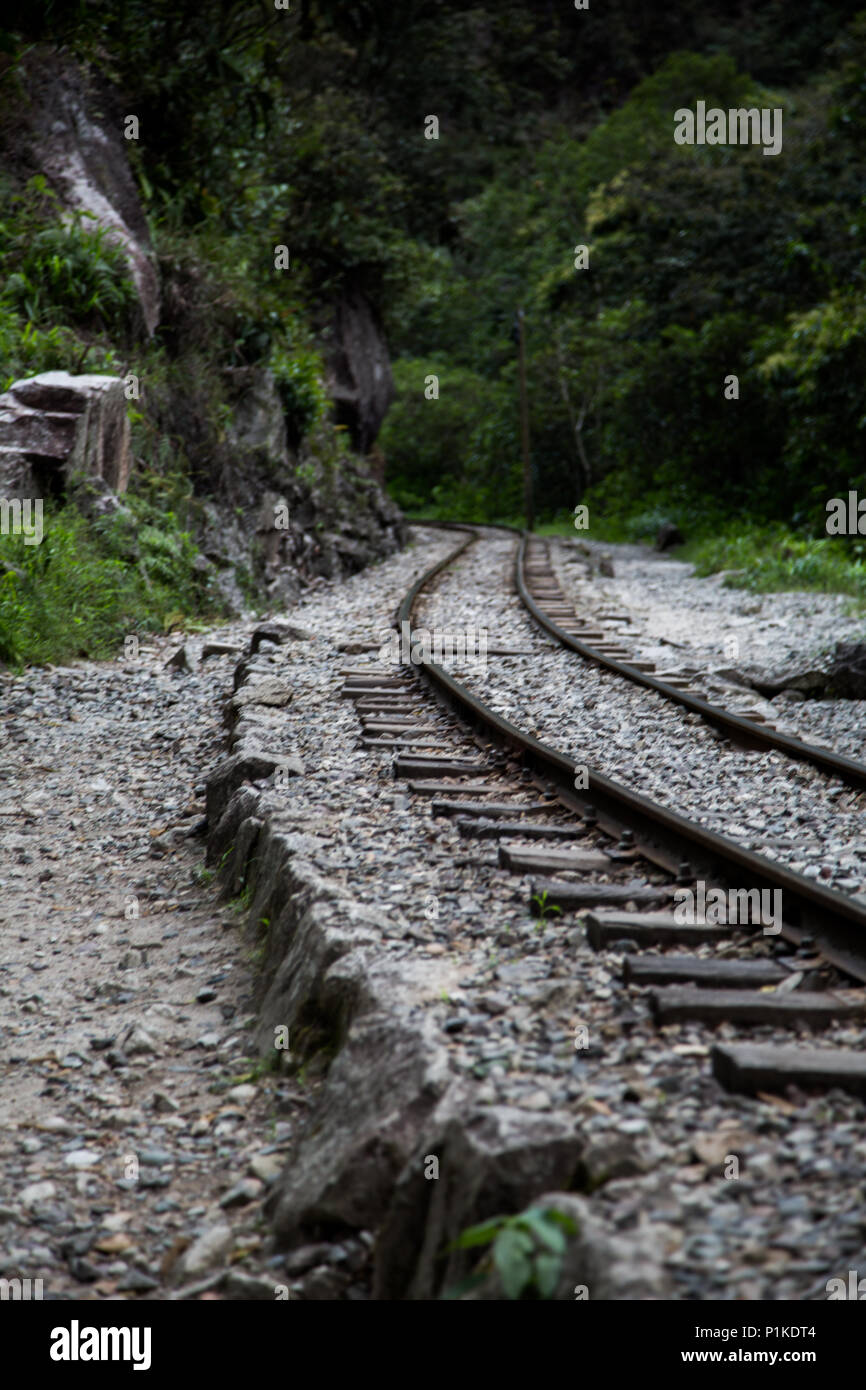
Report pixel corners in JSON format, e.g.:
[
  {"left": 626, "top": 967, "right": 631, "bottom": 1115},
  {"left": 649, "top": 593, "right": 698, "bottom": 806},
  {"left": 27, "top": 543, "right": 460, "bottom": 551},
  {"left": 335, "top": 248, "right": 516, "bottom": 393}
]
[{"left": 2, "top": 524, "right": 866, "bottom": 1301}]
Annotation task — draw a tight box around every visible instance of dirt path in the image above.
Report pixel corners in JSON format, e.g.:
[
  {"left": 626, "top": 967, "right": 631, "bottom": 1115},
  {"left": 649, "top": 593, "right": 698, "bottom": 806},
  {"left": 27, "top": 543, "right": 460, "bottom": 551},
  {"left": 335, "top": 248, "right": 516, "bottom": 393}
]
[{"left": 0, "top": 625, "right": 293, "bottom": 1300}]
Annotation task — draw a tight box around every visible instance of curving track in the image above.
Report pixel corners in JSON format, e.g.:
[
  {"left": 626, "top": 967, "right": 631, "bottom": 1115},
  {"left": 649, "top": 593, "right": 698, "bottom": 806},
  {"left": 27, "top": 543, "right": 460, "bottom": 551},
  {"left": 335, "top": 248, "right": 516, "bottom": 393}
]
[{"left": 347, "top": 523, "right": 866, "bottom": 1097}]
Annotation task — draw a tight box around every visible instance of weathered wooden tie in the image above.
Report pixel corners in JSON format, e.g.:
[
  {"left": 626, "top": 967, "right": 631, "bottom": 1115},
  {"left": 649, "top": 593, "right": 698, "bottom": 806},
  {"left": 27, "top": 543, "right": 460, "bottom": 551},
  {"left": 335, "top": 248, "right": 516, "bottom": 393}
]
[
  {"left": 498, "top": 845, "right": 611, "bottom": 873},
  {"left": 651, "top": 987, "right": 863, "bottom": 1027},
  {"left": 712, "top": 1043, "right": 866, "bottom": 1097},
  {"left": 532, "top": 880, "right": 671, "bottom": 913},
  {"left": 430, "top": 800, "right": 557, "bottom": 819},
  {"left": 394, "top": 756, "right": 489, "bottom": 779},
  {"left": 460, "top": 819, "right": 586, "bottom": 841},
  {"left": 624, "top": 955, "right": 787, "bottom": 988},
  {"left": 583, "top": 910, "right": 736, "bottom": 948}
]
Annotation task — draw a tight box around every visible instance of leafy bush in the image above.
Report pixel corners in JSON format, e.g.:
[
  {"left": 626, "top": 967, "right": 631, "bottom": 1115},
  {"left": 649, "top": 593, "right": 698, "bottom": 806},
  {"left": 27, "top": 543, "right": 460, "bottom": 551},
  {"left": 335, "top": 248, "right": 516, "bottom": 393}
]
[
  {"left": 445, "top": 1205, "right": 578, "bottom": 1300},
  {"left": 687, "top": 521, "right": 866, "bottom": 601},
  {"left": 1, "top": 212, "right": 137, "bottom": 336},
  {"left": 270, "top": 339, "right": 328, "bottom": 448},
  {"left": 0, "top": 499, "right": 218, "bottom": 669}
]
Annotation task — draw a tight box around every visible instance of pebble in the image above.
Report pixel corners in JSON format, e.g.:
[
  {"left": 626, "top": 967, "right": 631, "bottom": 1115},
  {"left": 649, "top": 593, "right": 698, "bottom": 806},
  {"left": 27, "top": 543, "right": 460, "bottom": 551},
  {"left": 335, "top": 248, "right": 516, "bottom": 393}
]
[{"left": 180, "top": 1223, "right": 234, "bottom": 1278}]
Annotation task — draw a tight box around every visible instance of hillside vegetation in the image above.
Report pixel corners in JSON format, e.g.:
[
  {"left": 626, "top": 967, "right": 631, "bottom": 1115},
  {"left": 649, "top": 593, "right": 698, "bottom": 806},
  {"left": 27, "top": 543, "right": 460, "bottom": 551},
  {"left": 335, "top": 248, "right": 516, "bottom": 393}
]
[{"left": 1, "top": 0, "right": 864, "bottom": 657}]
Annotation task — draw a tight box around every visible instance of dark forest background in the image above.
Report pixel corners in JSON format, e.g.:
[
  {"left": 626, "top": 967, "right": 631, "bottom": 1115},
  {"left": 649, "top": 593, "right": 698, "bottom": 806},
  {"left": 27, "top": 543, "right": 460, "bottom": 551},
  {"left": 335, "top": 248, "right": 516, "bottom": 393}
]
[{"left": 2, "top": 0, "right": 865, "bottom": 658}]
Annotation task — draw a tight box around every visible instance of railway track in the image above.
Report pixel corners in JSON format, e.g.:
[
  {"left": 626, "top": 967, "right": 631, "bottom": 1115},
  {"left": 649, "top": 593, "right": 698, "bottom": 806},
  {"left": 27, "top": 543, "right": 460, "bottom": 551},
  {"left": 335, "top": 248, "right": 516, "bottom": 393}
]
[{"left": 345, "top": 524, "right": 866, "bottom": 1102}]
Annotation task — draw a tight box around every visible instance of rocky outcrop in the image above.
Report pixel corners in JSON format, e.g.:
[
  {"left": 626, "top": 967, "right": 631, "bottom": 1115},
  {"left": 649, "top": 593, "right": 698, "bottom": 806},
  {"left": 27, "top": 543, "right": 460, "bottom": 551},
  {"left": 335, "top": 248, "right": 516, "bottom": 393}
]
[
  {"left": 0, "top": 371, "right": 131, "bottom": 503},
  {"left": 740, "top": 642, "right": 866, "bottom": 702},
  {"left": 325, "top": 287, "right": 394, "bottom": 453},
  {"left": 826, "top": 642, "right": 866, "bottom": 700},
  {"left": 14, "top": 49, "right": 160, "bottom": 336},
  {"left": 202, "top": 366, "right": 407, "bottom": 613},
  {"left": 656, "top": 521, "right": 684, "bottom": 550}
]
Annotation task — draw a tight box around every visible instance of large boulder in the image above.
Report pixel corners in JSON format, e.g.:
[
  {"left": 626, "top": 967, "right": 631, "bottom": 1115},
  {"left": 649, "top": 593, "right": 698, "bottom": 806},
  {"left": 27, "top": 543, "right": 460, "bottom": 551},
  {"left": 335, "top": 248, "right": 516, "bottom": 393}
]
[
  {"left": 749, "top": 663, "right": 829, "bottom": 699},
  {"left": 15, "top": 50, "right": 160, "bottom": 336},
  {"left": 326, "top": 287, "right": 394, "bottom": 453},
  {"left": 206, "top": 366, "right": 406, "bottom": 610},
  {"left": 0, "top": 372, "right": 131, "bottom": 499},
  {"left": 826, "top": 641, "right": 866, "bottom": 699},
  {"left": 373, "top": 1101, "right": 585, "bottom": 1300},
  {"left": 656, "top": 521, "right": 684, "bottom": 550}
]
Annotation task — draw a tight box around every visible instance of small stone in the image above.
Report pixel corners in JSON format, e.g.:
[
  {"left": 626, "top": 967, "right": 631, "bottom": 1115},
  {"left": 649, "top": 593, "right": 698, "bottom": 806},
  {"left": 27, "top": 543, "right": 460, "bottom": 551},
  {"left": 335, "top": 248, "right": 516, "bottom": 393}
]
[
  {"left": 296, "top": 1264, "right": 346, "bottom": 1299},
  {"left": 122, "top": 1024, "right": 157, "bottom": 1057},
  {"left": 138, "top": 1148, "right": 174, "bottom": 1166},
  {"left": 164, "top": 645, "right": 191, "bottom": 673},
  {"left": 64, "top": 1149, "right": 100, "bottom": 1169},
  {"left": 226, "top": 1084, "right": 257, "bottom": 1105},
  {"left": 116, "top": 1269, "right": 160, "bottom": 1292},
  {"left": 219, "top": 1178, "right": 264, "bottom": 1209},
  {"left": 152, "top": 1090, "right": 180, "bottom": 1114},
  {"left": 233, "top": 676, "right": 293, "bottom": 709},
  {"left": 94, "top": 1232, "right": 134, "bottom": 1254},
  {"left": 222, "top": 1271, "right": 279, "bottom": 1300},
  {"left": 284, "top": 1243, "right": 333, "bottom": 1276},
  {"left": 196, "top": 987, "right": 217, "bottom": 1003},
  {"left": 477, "top": 992, "right": 509, "bottom": 1016},
  {"left": 101, "top": 1212, "right": 133, "bottom": 1232},
  {"left": 521, "top": 1090, "right": 552, "bottom": 1111},
  {"left": 38, "top": 1116, "right": 74, "bottom": 1135},
  {"left": 248, "top": 1153, "right": 283, "bottom": 1184},
  {"left": 180, "top": 1223, "right": 234, "bottom": 1278}
]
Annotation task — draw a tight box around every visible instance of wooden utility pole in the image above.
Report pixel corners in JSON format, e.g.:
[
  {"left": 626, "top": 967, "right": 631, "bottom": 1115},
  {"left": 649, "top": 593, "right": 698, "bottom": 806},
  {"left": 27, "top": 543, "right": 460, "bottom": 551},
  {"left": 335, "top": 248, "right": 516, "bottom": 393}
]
[{"left": 516, "top": 307, "right": 534, "bottom": 532}]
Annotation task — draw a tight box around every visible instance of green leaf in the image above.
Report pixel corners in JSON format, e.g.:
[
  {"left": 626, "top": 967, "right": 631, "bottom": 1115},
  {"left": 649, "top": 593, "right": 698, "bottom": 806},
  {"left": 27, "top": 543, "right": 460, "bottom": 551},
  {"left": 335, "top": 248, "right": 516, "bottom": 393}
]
[
  {"left": 493, "top": 1228, "right": 533, "bottom": 1299},
  {"left": 449, "top": 1216, "right": 506, "bottom": 1251},
  {"left": 519, "top": 1208, "right": 567, "bottom": 1254},
  {"left": 534, "top": 1253, "right": 561, "bottom": 1299},
  {"left": 544, "top": 1208, "right": 579, "bottom": 1237}
]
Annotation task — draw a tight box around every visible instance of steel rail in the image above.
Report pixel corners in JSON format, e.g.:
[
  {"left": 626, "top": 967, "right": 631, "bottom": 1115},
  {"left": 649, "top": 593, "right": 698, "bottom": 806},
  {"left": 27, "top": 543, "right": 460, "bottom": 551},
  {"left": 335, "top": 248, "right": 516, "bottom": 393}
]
[
  {"left": 399, "top": 528, "right": 866, "bottom": 982},
  {"left": 515, "top": 532, "right": 866, "bottom": 792}
]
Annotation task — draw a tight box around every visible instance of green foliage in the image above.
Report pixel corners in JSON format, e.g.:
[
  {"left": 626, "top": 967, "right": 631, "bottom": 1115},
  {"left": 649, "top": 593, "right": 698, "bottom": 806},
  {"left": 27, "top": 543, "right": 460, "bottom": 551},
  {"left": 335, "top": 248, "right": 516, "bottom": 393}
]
[
  {"left": 0, "top": 304, "right": 81, "bottom": 391},
  {"left": 0, "top": 179, "right": 130, "bottom": 387},
  {"left": 686, "top": 521, "right": 866, "bottom": 602},
  {"left": 445, "top": 1205, "right": 578, "bottom": 1300},
  {"left": 1, "top": 214, "right": 136, "bottom": 335},
  {"left": 531, "top": 890, "right": 562, "bottom": 926},
  {"left": 378, "top": 26, "right": 866, "bottom": 552},
  {"left": 381, "top": 360, "right": 521, "bottom": 519},
  {"left": 270, "top": 338, "right": 328, "bottom": 448},
  {"left": 0, "top": 498, "right": 217, "bottom": 670}
]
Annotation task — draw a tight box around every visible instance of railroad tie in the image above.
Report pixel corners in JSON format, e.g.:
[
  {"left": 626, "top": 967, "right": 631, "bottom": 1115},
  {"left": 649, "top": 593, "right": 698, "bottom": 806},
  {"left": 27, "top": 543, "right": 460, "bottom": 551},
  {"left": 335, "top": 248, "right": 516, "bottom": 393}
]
[
  {"left": 459, "top": 818, "right": 586, "bottom": 841},
  {"left": 498, "top": 844, "right": 611, "bottom": 873},
  {"left": 624, "top": 955, "right": 788, "bottom": 988},
  {"left": 650, "top": 986, "right": 865, "bottom": 1028},
  {"left": 712, "top": 1043, "right": 866, "bottom": 1097},
  {"left": 582, "top": 909, "right": 736, "bottom": 948},
  {"left": 532, "top": 879, "right": 671, "bottom": 913}
]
